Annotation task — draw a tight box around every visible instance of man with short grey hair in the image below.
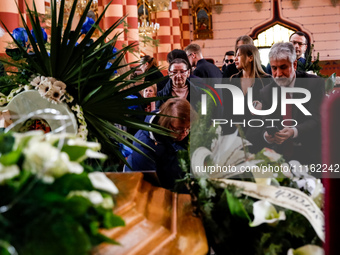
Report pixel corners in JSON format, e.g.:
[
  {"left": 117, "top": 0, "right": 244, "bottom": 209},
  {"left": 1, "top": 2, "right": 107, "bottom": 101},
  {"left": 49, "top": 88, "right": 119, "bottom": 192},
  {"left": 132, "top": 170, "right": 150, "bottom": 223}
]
[{"left": 258, "top": 42, "right": 325, "bottom": 164}]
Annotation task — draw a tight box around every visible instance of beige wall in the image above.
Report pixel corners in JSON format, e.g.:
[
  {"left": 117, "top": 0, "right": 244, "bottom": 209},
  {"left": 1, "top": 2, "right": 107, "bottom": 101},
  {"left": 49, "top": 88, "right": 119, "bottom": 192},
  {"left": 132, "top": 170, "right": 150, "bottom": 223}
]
[{"left": 189, "top": 0, "right": 340, "bottom": 67}]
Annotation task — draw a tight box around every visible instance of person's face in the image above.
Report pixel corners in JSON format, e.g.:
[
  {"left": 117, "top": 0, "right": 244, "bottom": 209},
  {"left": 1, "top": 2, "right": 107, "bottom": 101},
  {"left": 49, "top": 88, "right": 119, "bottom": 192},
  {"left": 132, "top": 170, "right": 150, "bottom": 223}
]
[
  {"left": 169, "top": 63, "right": 190, "bottom": 87},
  {"left": 234, "top": 50, "right": 252, "bottom": 70},
  {"left": 270, "top": 58, "right": 297, "bottom": 87},
  {"left": 224, "top": 55, "right": 235, "bottom": 66},
  {"left": 186, "top": 51, "right": 196, "bottom": 67},
  {"left": 144, "top": 86, "right": 156, "bottom": 98},
  {"left": 170, "top": 118, "right": 190, "bottom": 141},
  {"left": 289, "top": 34, "right": 307, "bottom": 59}
]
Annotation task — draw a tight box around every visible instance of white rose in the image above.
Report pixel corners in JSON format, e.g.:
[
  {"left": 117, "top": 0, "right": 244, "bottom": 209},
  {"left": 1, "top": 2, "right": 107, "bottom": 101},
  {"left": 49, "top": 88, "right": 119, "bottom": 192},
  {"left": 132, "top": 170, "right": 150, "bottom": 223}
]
[
  {"left": 0, "top": 164, "right": 20, "bottom": 184},
  {"left": 23, "top": 141, "right": 83, "bottom": 183},
  {"left": 67, "top": 190, "right": 104, "bottom": 205}
]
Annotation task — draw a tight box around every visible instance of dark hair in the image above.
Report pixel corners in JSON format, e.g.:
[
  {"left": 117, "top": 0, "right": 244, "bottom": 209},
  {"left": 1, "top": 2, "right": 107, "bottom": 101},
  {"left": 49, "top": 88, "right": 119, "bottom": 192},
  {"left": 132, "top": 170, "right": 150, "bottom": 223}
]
[
  {"left": 167, "top": 49, "right": 192, "bottom": 70},
  {"left": 289, "top": 31, "right": 310, "bottom": 57},
  {"left": 168, "top": 58, "right": 190, "bottom": 71},
  {"left": 141, "top": 55, "right": 158, "bottom": 70},
  {"left": 225, "top": 51, "right": 235, "bottom": 56}
]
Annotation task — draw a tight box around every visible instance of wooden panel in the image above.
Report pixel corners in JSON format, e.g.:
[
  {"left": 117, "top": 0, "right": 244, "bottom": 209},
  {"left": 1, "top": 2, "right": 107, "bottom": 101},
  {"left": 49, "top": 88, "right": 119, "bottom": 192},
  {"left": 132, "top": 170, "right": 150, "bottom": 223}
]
[{"left": 93, "top": 172, "right": 208, "bottom": 255}]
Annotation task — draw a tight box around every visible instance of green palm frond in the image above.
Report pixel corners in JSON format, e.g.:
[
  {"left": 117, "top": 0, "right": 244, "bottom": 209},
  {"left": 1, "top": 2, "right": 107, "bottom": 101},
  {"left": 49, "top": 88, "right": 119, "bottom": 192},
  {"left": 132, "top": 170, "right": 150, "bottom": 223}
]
[{"left": 0, "top": 0, "right": 170, "bottom": 166}]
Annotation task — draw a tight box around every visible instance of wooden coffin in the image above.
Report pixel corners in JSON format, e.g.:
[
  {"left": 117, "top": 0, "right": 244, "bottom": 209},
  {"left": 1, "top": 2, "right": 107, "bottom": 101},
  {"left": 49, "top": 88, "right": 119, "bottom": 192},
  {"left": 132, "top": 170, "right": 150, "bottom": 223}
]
[{"left": 93, "top": 172, "right": 208, "bottom": 255}]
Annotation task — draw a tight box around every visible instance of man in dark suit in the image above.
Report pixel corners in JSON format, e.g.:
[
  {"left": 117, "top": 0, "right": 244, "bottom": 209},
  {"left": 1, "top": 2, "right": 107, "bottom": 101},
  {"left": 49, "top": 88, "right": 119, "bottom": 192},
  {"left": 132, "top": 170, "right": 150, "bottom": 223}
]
[
  {"left": 184, "top": 44, "right": 224, "bottom": 118},
  {"left": 266, "top": 31, "right": 310, "bottom": 74},
  {"left": 259, "top": 42, "right": 325, "bottom": 164},
  {"left": 184, "top": 43, "right": 222, "bottom": 79}
]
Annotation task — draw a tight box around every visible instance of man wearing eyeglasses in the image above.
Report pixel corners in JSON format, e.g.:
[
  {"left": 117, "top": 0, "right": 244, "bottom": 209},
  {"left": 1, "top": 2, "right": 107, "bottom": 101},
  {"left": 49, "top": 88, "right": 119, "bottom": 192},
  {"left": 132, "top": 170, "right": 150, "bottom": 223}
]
[
  {"left": 289, "top": 31, "right": 309, "bottom": 66},
  {"left": 266, "top": 31, "right": 310, "bottom": 74},
  {"left": 222, "top": 51, "right": 235, "bottom": 73}
]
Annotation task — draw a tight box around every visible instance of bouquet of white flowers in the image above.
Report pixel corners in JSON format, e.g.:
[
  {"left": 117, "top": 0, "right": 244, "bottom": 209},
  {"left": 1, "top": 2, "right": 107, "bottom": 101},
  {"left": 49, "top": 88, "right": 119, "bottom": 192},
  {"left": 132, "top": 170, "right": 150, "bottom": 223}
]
[{"left": 0, "top": 131, "right": 124, "bottom": 255}]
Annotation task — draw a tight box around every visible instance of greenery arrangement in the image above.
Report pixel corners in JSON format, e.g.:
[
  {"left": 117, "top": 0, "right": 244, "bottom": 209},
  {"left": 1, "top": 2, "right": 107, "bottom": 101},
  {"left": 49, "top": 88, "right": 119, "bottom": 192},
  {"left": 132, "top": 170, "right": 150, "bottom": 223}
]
[
  {"left": 0, "top": 131, "right": 124, "bottom": 255},
  {"left": 177, "top": 100, "right": 324, "bottom": 255},
  {"left": 0, "top": 0, "right": 167, "bottom": 167}
]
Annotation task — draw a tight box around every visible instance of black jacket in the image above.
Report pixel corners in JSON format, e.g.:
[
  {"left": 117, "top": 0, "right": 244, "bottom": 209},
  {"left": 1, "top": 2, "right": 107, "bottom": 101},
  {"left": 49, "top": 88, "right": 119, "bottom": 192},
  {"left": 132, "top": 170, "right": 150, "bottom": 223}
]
[{"left": 255, "top": 71, "right": 325, "bottom": 164}]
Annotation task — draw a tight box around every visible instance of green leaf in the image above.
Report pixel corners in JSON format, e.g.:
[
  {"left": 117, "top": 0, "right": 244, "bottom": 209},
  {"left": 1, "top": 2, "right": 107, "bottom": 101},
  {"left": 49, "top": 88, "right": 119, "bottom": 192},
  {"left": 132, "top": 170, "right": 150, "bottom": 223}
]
[
  {"left": 61, "top": 145, "right": 88, "bottom": 162},
  {"left": 103, "top": 212, "right": 125, "bottom": 228},
  {"left": 0, "top": 150, "right": 21, "bottom": 166},
  {"left": 225, "top": 189, "right": 251, "bottom": 221},
  {"left": 0, "top": 133, "right": 15, "bottom": 154}
]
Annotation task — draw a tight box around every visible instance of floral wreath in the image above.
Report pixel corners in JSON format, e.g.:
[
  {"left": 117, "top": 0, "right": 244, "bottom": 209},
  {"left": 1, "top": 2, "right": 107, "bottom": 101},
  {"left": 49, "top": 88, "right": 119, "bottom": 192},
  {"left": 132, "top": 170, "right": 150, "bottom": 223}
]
[{"left": 0, "top": 76, "right": 88, "bottom": 140}]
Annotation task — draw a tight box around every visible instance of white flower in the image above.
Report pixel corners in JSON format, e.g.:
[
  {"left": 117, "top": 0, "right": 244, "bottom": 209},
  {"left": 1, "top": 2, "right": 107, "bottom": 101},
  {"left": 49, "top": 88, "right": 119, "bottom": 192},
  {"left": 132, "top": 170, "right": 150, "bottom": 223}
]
[
  {"left": 30, "top": 76, "right": 41, "bottom": 87},
  {"left": 86, "top": 149, "right": 107, "bottom": 159},
  {"left": 88, "top": 172, "right": 119, "bottom": 195},
  {"left": 281, "top": 163, "right": 293, "bottom": 178},
  {"left": 68, "top": 190, "right": 104, "bottom": 205},
  {"left": 77, "top": 130, "right": 88, "bottom": 140},
  {"left": 263, "top": 148, "right": 282, "bottom": 162},
  {"left": 53, "top": 81, "right": 66, "bottom": 92},
  {"left": 249, "top": 200, "right": 286, "bottom": 227},
  {"left": 46, "top": 85, "right": 65, "bottom": 103},
  {"left": 71, "top": 104, "right": 81, "bottom": 113},
  {"left": 289, "top": 160, "right": 309, "bottom": 178},
  {"left": 24, "top": 85, "right": 33, "bottom": 91},
  {"left": 67, "top": 190, "right": 114, "bottom": 209},
  {"left": 67, "top": 138, "right": 100, "bottom": 150},
  {"left": 102, "top": 196, "right": 114, "bottom": 209},
  {"left": 78, "top": 124, "right": 87, "bottom": 132},
  {"left": 46, "top": 77, "right": 57, "bottom": 84},
  {"left": 0, "top": 164, "right": 20, "bottom": 184},
  {"left": 38, "top": 80, "right": 52, "bottom": 96},
  {"left": 22, "top": 141, "right": 83, "bottom": 183},
  {"left": 0, "top": 97, "right": 7, "bottom": 106},
  {"left": 287, "top": 245, "right": 324, "bottom": 255}
]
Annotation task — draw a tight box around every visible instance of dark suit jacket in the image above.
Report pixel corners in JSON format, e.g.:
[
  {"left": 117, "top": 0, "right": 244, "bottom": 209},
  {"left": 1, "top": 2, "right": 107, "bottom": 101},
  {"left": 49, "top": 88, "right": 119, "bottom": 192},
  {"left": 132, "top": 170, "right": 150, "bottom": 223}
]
[
  {"left": 256, "top": 71, "right": 325, "bottom": 164},
  {"left": 194, "top": 59, "right": 222, "bottom": 79},
  {"left": 222, "top": 62, "right": 239, "bottom": 78}
]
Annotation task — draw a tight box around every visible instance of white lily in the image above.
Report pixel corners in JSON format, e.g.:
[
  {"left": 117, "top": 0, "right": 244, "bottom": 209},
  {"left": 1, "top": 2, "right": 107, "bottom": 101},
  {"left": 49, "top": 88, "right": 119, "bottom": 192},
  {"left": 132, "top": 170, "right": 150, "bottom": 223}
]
[
  {"left": 249, "top": 200, "right": 286, "bottom": 227},
  {"left": 88, "top": 172, "right": 119, "bottom": 195},
  {"left": 287, "top": 245, "right": 324, "bottom": 255}
]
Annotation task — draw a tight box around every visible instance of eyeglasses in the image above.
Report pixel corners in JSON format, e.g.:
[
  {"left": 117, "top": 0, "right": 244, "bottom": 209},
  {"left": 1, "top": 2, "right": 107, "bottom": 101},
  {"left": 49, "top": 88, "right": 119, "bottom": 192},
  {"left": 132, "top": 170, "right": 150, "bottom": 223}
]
[
  {"left": 170, "top": 124, "right": 190, "bottom": 134},
  {"left": 290, "top": 41, "right": 307, "bottom": 46},
  {"left": 169, "top": 70, "right": 189, "bottom": 76},
  {"left": 225, "top": 59, "right": 234, "bottom": 64}
]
